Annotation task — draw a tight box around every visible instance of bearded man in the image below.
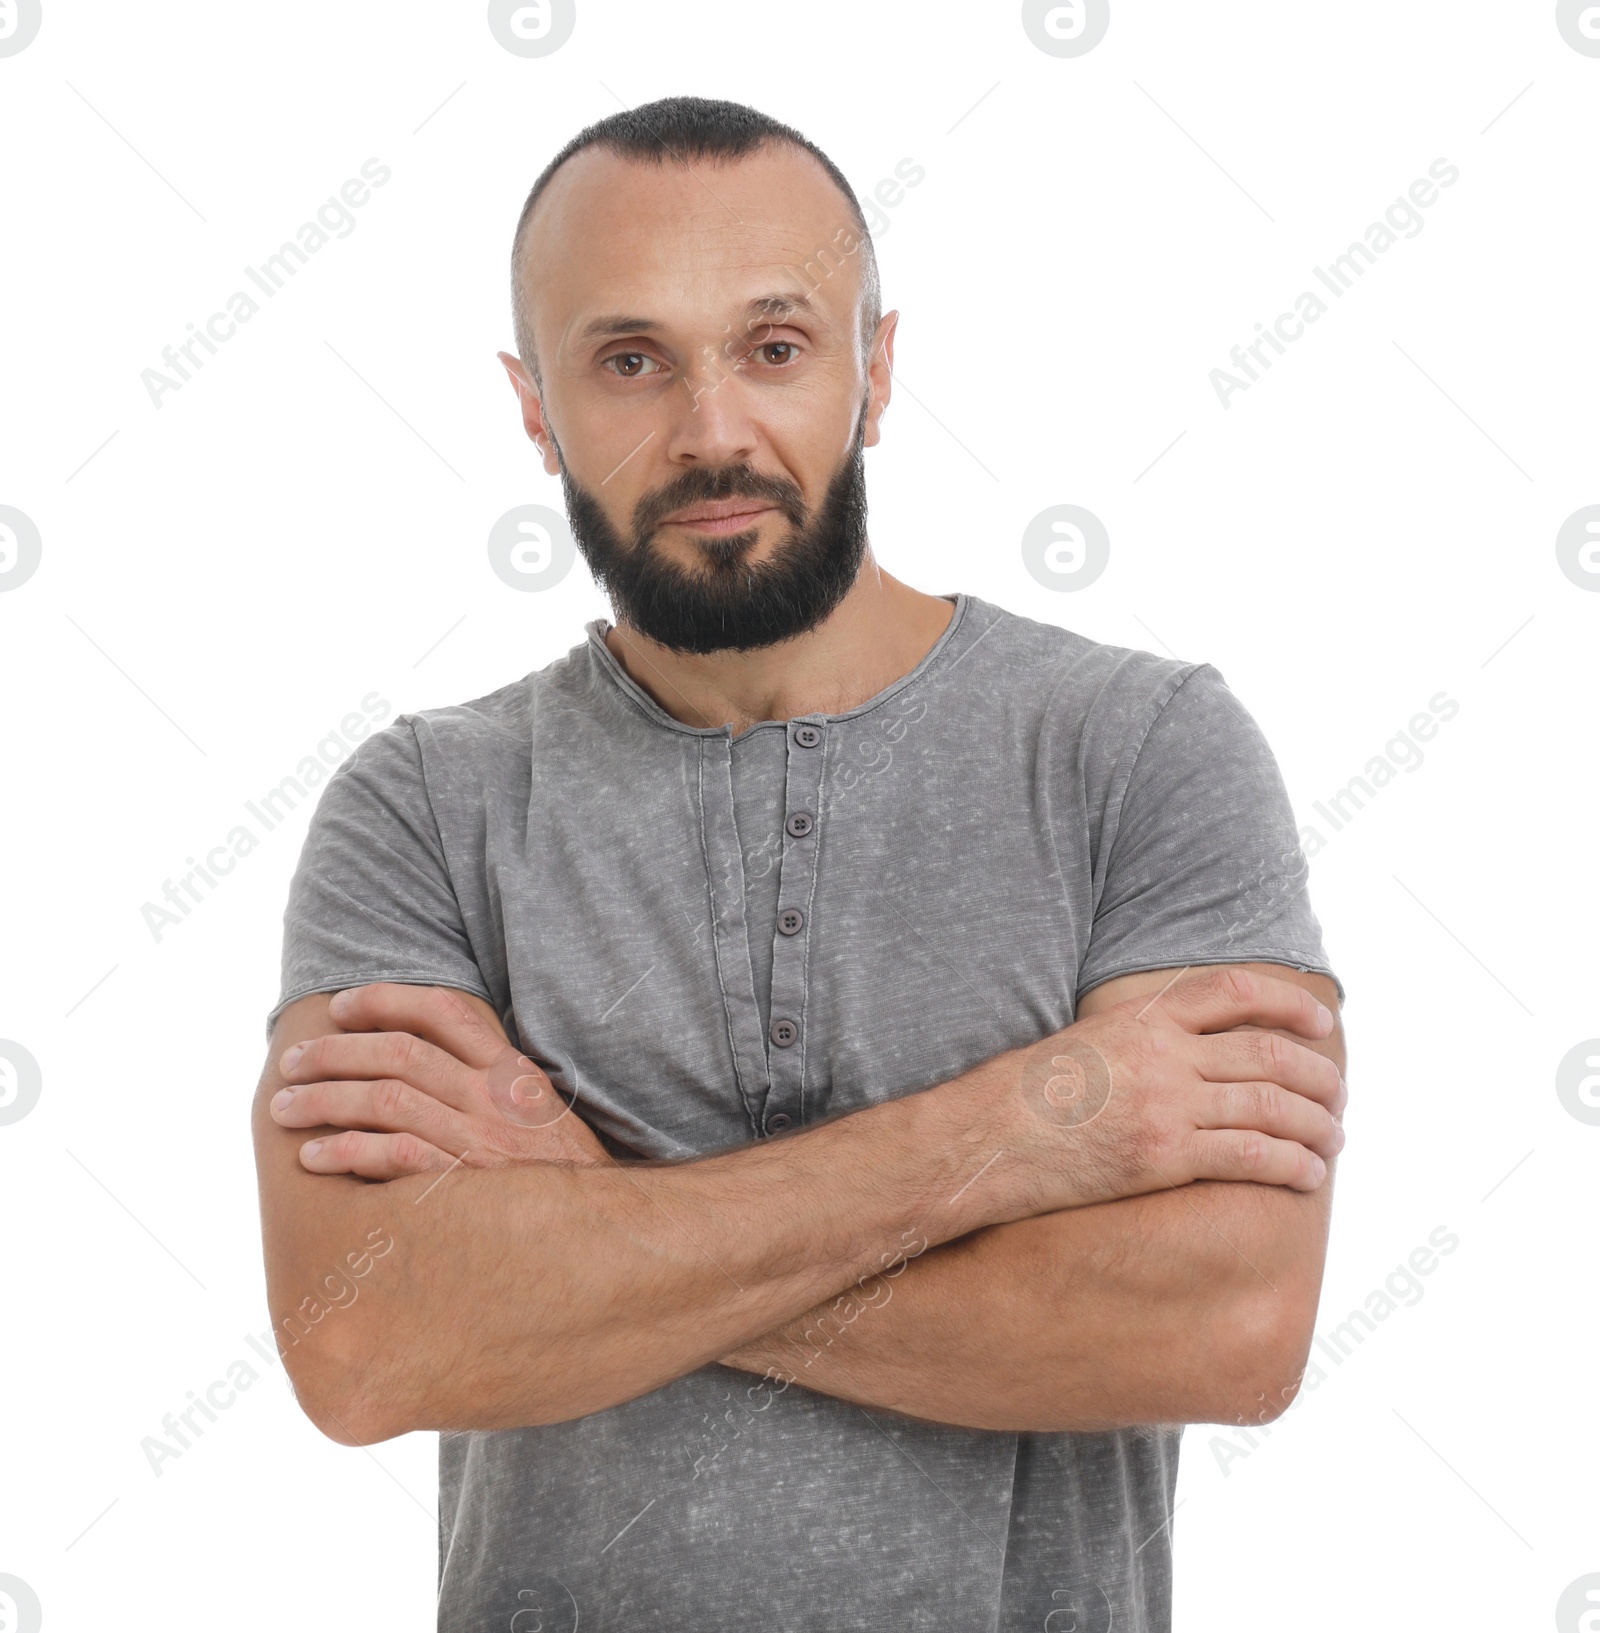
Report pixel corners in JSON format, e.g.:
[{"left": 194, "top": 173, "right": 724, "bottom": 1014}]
[{"left": 252, "top": 94, "right": 1346, "bottom": 1633}]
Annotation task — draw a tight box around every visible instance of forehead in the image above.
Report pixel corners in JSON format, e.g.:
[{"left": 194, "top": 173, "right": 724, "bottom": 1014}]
[{"left": 520, "top": 143, "right": 865, "bottom": 351}]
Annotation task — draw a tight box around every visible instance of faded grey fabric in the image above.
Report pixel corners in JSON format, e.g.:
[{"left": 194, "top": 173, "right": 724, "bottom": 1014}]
[{"left": 268, "top": 592, "right": 1338, "bottom": 1633}]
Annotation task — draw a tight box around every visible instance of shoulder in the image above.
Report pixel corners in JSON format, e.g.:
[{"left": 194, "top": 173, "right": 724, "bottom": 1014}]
[
  {"left": 956, "top": 594, "right": 1225, "bottom": 755},
  {"left": 327, "top": 630, "right": 599, "bottom": 808}
]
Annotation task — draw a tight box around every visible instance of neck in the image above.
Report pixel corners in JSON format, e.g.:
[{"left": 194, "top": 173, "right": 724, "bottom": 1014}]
[{"left": 601, "top": 555, "right": 956, "bottom": 734}]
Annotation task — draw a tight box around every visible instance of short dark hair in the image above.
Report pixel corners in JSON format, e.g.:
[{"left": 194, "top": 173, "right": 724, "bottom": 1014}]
[{"left": 510, "top": 95, "right": 882, "bottom": 387}]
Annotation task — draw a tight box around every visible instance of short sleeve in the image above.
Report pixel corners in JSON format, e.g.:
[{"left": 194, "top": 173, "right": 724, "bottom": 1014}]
[
  {"left": 1075, "top": 665, "right": 1343, "bottom": 1005},
  {"left": 265, "top": 717, "right": 494, "bottom": 1039}
]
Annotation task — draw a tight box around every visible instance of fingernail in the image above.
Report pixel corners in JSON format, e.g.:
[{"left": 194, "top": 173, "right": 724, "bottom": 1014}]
[
  {"left": 302, "top": 1140, "right": 322, "bottom": 1160},
  {"left": 1331, "top": 1124, "right": 1346, "bottom": 1152},
  {"left": 280, "top": 1044, "right": 304, "bottom": 1072},
  {"left": 270, "top": 1089, "right": 295, "bottom": 1113},
  {"left": 1315, "top": 1003, "right": 1333, "bottom": 1029},
  {"left": 1312, "top": 1156, "right": 1327, "bottom": 1183},
  {"left": 329, "top": 990, "right": 352, "bottom": 1017}
]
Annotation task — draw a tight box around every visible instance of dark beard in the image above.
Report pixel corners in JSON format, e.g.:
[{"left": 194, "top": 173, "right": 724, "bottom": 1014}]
[{"left": 555, "top": 397, "right": 871, "bottom": 655}]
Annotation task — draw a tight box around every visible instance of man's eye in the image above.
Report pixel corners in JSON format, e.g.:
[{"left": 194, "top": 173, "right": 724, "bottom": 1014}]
[
  {"left": 604, "top": 353, "right": 662, "bottom": 378},
  {"left": 755, "top": 342, "right": 799, "bottom": 366}
]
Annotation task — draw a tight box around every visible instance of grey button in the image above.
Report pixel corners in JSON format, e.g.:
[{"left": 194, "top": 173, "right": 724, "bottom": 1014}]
[
  {"left": 794, "top": 724, "right": 822, "bottom": 748},
  {"left": 770, "top": 1018, "right": 799, "bottom": 1048},
  {"left": 766, "top": 1111, "right": 793, "bottom": 1133},
  {"left": 784, "top": 811, "right": 814, "bottom": 838},
  {"left": 777, "top": 908, "right": 804, "bottom": 936}
]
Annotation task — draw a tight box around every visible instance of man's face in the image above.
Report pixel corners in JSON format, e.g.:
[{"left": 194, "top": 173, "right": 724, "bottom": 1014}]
[{"left": 511, "top": 145, "right": 893, "bottom": 654}]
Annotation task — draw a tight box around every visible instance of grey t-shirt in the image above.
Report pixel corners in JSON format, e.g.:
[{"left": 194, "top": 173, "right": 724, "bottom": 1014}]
[{"left": 268, "top": 591, "right": 1338, "bottom": 1633}]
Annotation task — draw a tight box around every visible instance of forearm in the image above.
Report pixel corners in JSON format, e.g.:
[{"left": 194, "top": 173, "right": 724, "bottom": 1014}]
[
  {"left": 255, "top": 1067, "right": 1028, "bottom": 1443},
  {"left": 259, "top": 966, "right": 1344, "bottom": 1442},
  {"left": 720, "top": 1170, "right": 1335, "bottom": 1432}
]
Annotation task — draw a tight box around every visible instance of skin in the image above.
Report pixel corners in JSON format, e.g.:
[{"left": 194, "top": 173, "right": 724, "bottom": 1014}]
[
  {"left": 256, "top": 966, "right": 1344, "bottom": 1439},
  {"left": 497, "top": 142, "right": 952, "bottom": 731},
  {"left": 250, "top": 142, "right": 1349, "bottom": 1443},
  {"left": 720, "top": 964, "right": 1345, "bottom": 1430}
]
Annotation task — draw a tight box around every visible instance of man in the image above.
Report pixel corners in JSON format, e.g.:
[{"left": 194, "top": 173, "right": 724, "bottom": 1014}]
[{"left": 251, "top": 96, "right": 1347, "bottom": 1632}]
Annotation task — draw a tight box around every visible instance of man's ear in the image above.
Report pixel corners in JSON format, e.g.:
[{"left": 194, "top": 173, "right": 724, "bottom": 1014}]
[
  {"left": 497, "top": 350, "right": 528, "bottom": 401},
  {"left": 863, "top": 310, "right": 898, "bottom": 450},
  {"left": 496, "top": 350, "right": 561, "bottom": 476}
]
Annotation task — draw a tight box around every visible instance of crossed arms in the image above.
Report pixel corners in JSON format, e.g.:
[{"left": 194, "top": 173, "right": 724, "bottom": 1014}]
[{"left": 250, "top": 960, "right": 1346, "bottom": 1445}]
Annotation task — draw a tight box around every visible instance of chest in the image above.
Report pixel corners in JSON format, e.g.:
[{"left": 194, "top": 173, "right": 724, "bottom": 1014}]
[{"left": 473, "top": 709, "right": 1094, "bottom": 1159}]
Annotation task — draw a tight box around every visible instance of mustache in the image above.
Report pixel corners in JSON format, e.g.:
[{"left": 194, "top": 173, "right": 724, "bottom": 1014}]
[{"left": 635, "top": 467, "right": 805, "bottom": 534}]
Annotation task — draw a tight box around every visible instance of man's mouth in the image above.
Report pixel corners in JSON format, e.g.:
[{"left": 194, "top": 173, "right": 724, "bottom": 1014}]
[{"left": 660, "top": 500, "right": 776, "bottom": 535}]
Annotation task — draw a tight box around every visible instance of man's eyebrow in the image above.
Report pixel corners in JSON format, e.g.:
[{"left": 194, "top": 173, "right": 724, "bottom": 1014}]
[
  {"left": 574, "top": 314, "right": 661, "bottom": 345},
  {"left": 740, "top": 292, "right": 823, "bottom": 327},
  {"left": 572, "top": 292, "right": 826, "bottom": 347}
]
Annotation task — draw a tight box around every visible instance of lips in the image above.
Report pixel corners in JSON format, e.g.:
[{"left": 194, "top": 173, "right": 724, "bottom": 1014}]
[{"left": 661, "top": 499, "right": 774, "bottom": 527}]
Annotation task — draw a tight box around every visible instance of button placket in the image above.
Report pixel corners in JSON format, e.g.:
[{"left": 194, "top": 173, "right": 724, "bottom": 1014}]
[
  {"left": 763, "top": 718, "right": 826, "bottom": 1134},
  {"left": 697, "top": 735, "right": 776, "bottom": 1139}
]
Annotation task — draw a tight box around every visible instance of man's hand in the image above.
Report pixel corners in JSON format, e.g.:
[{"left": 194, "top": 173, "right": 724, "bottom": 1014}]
[
  {"left": 269, "top": 982, "right": 610, "bottom": 1177},
  {"left": 978, "top": 964, "right": 1346, "bottom": 1214},
  {"left": 252, "top": 968, "right": 1345, "bottom": 1437},
  {"left": 716, "top": 963, "right": 1347, "bottom": 1431},
  {"left": 276, "top": 970, "right": 1342, "bottom": 1224}
]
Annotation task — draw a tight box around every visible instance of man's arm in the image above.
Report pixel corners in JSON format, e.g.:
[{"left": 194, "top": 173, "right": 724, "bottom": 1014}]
[
  {"left": 252, "top": 989, "right": 1041, "bottom": 1446},
  {"left": 718, "top": 963, "right": 1345, "bottom": 1432},
  {"left": 256, "top": 969, "right": 1340, "bottom": 1443}
]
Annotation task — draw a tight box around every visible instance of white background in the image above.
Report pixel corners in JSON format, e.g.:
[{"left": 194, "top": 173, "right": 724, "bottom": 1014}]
[{"left": 1, "top": 1, "right": 1596, "bottom": 1628}]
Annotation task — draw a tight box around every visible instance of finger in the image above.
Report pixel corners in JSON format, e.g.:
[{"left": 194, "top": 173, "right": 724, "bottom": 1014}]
[
  {"left": 1201, "top": 1080, "right": 1346, "bottom": 1162},
  {"left": 1184, "top": 1129, "right": 1329, "bottom": 1191},
  {"left": 1140, "top": 966, "right": 1334, "bottom": 1040},
  {"left": 1194, "top": 1030, "right": 1344, "bottom": 1108},
  {"left": 271, "top": 1077, "right": 473, "bottom": 1150},
  {"left": 280, "top": 1029, "right": 482, "bottom": 1114},
  {"left": 300, "top": 1127, "right": 461, "bottom": 1180},
  {"left": 325, "top": 983, "right": 513, "bottom": 1070}
]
